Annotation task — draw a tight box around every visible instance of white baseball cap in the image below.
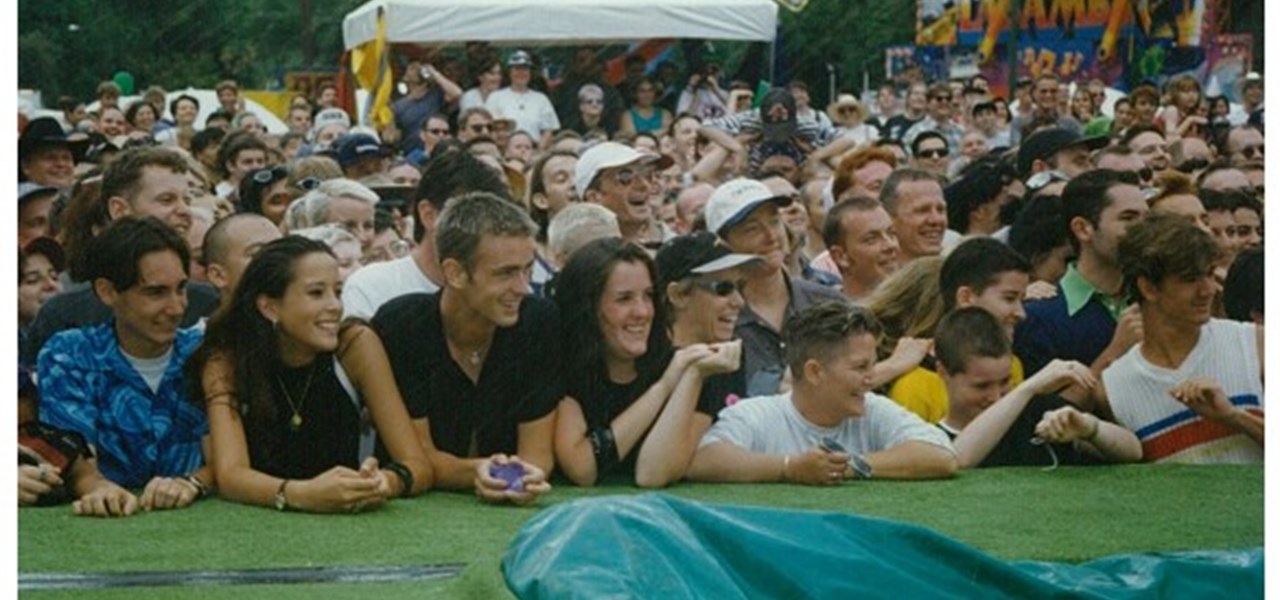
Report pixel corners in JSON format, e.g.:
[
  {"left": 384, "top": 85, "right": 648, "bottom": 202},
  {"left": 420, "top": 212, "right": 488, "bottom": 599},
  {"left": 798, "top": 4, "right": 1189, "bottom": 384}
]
[
  {"left": 704, "top": 178, "right": 794, "bottom": 236},
  {"left": 574, "top": 142, "right": 673, "bottom": 198}
]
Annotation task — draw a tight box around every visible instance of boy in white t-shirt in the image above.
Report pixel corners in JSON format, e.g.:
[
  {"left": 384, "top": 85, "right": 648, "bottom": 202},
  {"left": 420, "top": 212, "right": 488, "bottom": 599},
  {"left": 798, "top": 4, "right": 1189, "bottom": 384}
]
[
  {"left": 1103, "top": 212, "right": 1264, "bottom": 464},
  {"left": 687, "top": 302, "right": 956, "bottom": 484}
]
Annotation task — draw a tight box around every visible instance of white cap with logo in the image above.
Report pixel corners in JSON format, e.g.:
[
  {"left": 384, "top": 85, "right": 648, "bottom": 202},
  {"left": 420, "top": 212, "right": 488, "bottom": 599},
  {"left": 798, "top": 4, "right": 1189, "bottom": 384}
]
[
  {"left": 703, "top": 178, "right": 794, "bottom": 236},
  {"left": 574, "top": 142, "right": 672, "bottom": 198}
]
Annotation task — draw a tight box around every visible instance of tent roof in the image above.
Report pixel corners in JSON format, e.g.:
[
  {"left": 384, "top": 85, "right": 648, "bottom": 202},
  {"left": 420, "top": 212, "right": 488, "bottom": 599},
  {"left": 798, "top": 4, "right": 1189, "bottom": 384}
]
[{"left": 343, "top": 0, "right": 778, "bottom": 50}]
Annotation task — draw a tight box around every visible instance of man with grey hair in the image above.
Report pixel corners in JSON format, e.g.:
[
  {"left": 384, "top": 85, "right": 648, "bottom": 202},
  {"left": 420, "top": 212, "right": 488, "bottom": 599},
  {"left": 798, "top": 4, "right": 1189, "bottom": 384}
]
[
  {"left": 547, "top": 202, "right": 621, "bottom": 268},
  {"left": 372, "top": 191, "right": 560, "bottom": 506}
]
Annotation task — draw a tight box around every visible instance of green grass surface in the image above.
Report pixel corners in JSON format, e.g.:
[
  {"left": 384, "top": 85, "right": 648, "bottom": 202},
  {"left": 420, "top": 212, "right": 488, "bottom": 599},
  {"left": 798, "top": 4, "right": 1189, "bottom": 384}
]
[{"left": 19, "top": 464, "right": 1263, "bottom": 599}]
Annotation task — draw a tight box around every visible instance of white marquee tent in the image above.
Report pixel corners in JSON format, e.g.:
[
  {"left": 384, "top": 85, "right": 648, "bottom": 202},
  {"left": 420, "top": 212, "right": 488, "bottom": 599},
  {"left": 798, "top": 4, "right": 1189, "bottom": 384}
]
[{"left": 342, "top": 0, "right": 779, "bottom": 49}]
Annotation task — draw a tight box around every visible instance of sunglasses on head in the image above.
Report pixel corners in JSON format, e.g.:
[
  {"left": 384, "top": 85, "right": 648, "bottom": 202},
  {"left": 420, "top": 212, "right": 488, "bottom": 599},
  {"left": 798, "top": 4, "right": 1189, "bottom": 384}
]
[
  {"left": 252, "top": 165, "right": 289, "bottom": 185},
  {"left": 693, "top": 278, "right": 745, "bottom": 297},
  {"left": 917, "top": 148, "right": 949, "bottom": 159}
]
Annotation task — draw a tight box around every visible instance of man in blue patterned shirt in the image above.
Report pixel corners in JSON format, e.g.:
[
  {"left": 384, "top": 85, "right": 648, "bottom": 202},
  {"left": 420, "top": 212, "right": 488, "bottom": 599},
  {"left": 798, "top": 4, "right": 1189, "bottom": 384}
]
[{"left": 37, "top": 217, "right": 210, "bottom": 516}]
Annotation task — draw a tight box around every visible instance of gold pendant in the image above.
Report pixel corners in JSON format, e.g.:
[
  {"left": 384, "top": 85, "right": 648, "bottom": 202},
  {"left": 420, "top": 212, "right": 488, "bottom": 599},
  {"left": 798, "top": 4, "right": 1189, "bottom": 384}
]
[{"left": 290, "top": 414, "right": 303, "bottom": 430}]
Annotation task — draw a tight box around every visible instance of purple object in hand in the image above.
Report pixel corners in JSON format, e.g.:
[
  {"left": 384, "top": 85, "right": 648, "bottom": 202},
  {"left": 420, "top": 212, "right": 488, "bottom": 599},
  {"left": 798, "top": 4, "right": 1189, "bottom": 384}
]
[{"left": 489, "top": 463, "right": 526, "bottom": 492}]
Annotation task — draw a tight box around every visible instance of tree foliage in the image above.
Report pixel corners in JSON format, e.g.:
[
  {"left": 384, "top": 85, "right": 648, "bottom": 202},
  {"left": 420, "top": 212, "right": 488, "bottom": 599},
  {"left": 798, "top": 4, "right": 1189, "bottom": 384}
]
[
  {"left": 18, "top": 0, "right": 365, "bottom": 104},
  {"left": 779, "top": 0, "right": 918, "bottom": 105}
]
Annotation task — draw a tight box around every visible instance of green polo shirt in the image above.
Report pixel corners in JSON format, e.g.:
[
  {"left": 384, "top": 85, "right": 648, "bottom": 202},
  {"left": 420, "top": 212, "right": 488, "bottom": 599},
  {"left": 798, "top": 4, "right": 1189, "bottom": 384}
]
[{"left": 1060, "top": 262, "right": 1127, "bottom": 320}]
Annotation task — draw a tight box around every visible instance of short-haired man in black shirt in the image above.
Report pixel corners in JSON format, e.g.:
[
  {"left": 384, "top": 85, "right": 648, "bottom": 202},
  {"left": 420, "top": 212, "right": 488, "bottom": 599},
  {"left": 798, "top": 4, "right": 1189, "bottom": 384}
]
[{"left": 372, "top": 192, "right": 559, "bottom": 505}]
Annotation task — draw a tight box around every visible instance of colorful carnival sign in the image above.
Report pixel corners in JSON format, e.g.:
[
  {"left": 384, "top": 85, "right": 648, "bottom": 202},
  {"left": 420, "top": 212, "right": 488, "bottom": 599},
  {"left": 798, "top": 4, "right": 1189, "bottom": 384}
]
[{"left": 914, "top": 0, "right": 1214, "bottom": 92}]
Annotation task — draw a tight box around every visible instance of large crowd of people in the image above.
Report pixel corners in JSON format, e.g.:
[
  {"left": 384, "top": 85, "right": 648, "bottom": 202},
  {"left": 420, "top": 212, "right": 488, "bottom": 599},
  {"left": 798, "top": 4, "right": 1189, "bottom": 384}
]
[{"left": 16, "top": 44, "right": 1264, "bottom": 516}]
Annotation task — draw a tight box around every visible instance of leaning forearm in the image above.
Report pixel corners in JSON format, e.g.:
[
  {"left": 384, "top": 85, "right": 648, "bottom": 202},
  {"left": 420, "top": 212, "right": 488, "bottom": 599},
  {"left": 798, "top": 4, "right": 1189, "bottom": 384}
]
[
  {"left": 1224, "top": 409, "right": 1264, "bottom": 446},
  {"left": 871, "top": 358, "right": 915, "bottom": 389},
  {"left": 609, "top": 361, "right": 688, "bottom": 458},
  {"left": 554, "top": 439, "right": 599, "bottom": 487},
  {"left": 690, "top": 144, "right": 730, "bottom": 183},
  {"left": 867, "top": 443, "right": 958, "bottom": 479},
  {"left": 698, "top": 126, "right": 740, "bottom": 153},
  {"left": 430, "top": 452, "right": 486, "bottom": 491},
  {"left": 953, "top": 389, "right": 1034, "bottom": 468},
  {"left": 214, "top": 465, "right": 290, "bottom": 507},
  {"left": 1084, "top": 423, "right": 1142, "bottom": 463},
  {"left": 686, "top": 445, "right": 785, "bottom": 483},
  {"left": 635, "top": 371, "right": 706, "bottom": 488}
]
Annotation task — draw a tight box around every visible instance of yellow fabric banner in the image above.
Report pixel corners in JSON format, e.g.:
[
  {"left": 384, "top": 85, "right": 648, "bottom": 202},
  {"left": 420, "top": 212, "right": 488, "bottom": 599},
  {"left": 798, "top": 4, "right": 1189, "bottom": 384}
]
[{"left": 352, "top": 12, "right": 394, "bottom": 129}]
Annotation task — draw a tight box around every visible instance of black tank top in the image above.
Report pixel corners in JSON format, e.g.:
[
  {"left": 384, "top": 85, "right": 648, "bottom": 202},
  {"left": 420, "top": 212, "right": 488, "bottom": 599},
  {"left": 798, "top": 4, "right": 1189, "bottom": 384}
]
[{"left": 253, "top": 356, "right": 361, "bottom": 480}]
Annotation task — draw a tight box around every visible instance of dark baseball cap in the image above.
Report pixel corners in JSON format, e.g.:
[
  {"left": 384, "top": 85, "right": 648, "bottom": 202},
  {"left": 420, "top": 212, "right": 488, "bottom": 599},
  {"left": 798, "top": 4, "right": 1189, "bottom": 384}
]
[
  {"left": 1017, "top": 127, "right": 1108, "bottom": 179},
  {"left": 19, "top": 182, "right": 58, "bottom": 205},
  {"left": 655, "top": 231, "right": 762, "bottom": 285},
  {"left": 334, "top": 133, "right": 389, "bottom": 167}
]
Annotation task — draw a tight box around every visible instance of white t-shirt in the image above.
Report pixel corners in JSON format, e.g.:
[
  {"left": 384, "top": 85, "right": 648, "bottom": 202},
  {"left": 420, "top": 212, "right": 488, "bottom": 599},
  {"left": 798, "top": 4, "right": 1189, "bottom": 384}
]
[
  {"left": 459, "top": 88, "right": 493, "bottom": 112},
  {"left": 1104, "top": 319, "right": 1263, "bottom": 464},
  {"left": 120, "top": 346, "right": 175, "bottom": 394},
  {"left": 700, "top": 391, "right": 955, "bottom": 456},
  {"left": 484, "top": 88, "right": 561, "bottom": 139},
  {"left": 341, "top": 255, "right": 440, "bottom": 320}
]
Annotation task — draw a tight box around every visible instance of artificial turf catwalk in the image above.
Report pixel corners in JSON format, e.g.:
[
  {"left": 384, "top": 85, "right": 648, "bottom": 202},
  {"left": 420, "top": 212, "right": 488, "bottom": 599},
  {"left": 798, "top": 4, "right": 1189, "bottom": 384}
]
[{"left": 19, "top": 464, "right": 1263, "bottom": 599}]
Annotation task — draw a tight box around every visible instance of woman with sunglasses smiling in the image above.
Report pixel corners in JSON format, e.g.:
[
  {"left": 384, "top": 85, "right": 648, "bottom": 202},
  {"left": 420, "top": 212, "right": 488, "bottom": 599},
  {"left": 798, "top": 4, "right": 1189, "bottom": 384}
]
[
  {"left": 655, "top": 230, "right": 760, "bottom": 434},
  {"left": 239, "top": 165, "right": 294, "bottom": 227},
  {"left": 564, "top": 83, "right": 618, "bottom": 138},
  {"left": 552, "top": 237, "right": 742, "bottom": 488}
]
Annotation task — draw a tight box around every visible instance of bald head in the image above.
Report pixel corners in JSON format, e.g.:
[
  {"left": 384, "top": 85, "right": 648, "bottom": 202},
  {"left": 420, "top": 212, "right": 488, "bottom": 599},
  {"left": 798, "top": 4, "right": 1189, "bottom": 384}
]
[
  {"left": 674, "top": 183, "right": 715, "bottom": 234},
  {"left": 204, "top": 213, "right": 283, "bottom": 298}
]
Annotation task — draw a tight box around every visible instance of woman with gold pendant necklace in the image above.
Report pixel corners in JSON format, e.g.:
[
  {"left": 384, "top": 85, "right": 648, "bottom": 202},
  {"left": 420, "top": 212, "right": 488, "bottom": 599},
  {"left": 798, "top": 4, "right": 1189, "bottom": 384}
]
[{"left": 187, "top": 236, "right": 433, "bottom": 513}]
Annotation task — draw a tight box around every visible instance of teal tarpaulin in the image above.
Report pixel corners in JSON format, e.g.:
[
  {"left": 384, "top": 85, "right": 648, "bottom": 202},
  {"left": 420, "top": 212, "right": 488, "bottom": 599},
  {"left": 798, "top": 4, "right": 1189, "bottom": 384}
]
[{"left": 502, "top": 494, "right": 1262, "bottom": 599}]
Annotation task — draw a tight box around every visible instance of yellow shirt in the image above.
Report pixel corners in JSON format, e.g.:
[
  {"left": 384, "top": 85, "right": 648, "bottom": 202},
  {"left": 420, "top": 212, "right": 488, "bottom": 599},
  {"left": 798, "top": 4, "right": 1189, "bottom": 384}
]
[{"left": 888, "top": 356, "right": 1025, "bottom": 423}]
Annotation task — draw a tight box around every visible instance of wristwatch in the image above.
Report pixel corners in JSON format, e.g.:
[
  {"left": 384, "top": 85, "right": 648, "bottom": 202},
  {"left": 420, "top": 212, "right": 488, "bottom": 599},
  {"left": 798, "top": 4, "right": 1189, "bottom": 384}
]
[
  {"left": 275, "top": 480, "right": 291, "bottom": 511},
  {"left": 850, "top": 453, "right": 873, "bottom": 480}
]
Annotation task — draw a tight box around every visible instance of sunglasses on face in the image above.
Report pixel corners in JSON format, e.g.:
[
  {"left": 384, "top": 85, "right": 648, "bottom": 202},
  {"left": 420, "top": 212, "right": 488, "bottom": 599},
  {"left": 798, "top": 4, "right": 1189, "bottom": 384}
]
[
  {"left": 1175, "top": 159, "right": 1210, "bottom": 173},
  {"left": 469, "top": 123, "right": 492, "bottom": 133},
  {"left": 931, "top": 95, "right": 952, "bottom": 102},
  {"left": 1239, "top": 144, "right": 1265, "bottom": 159},
  {"left": 297, "top": 176, "right": 323, "bottom": 191},
  {"left": 252, "top": 165, "right": 289, "bottom": 185},
  {"left": 580, "top": 98, "right": 604, "bottom": 106},
  {"left": 693, "top": 278, "right": 746, "bottom": 297},
  {"left": 917, "top": 148, "right": 949, "bottom": 159},
  {"left": 614, "top": 167, "right": 655, "bottom": 187}
]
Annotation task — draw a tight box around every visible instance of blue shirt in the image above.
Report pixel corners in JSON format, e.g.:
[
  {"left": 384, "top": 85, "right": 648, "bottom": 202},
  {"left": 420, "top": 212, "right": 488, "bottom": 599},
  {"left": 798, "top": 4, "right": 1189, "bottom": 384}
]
[
  {"left": 1013, "top": 264, "right": 1124, "bottom": 377},
  {"left": 36, "top": 322, "right": 207, "bottom": 489}
]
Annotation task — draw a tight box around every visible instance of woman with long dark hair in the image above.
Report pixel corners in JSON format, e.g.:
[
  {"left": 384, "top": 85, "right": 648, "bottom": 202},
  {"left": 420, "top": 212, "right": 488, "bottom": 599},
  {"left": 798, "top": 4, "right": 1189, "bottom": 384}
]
[
  {"left": 187, "top": 236, "right": 432, "bottom": 512},
  {"left": 552, "top": 237, "right": 740, "bottom": 488}
]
